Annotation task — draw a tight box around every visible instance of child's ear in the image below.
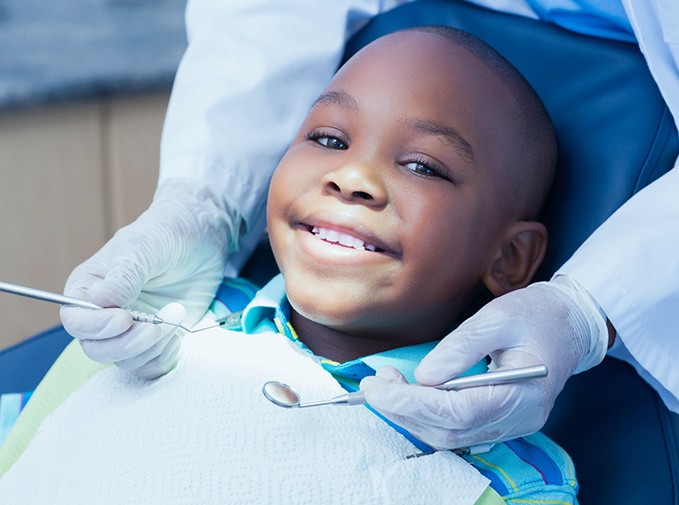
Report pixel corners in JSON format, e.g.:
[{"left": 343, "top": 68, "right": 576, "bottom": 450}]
[{"left": 482, "top": 221, "right": 548, "bottom": 296}]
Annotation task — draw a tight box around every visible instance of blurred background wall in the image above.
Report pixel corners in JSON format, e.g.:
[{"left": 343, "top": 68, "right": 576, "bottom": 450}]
[{"left": 0, "top": 0, "right": 188, "bottom": 350}]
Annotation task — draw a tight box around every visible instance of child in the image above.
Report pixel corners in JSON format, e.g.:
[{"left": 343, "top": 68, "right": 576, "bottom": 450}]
[{"left": 0, "top": 26, "right": 575, "bottom": 504}]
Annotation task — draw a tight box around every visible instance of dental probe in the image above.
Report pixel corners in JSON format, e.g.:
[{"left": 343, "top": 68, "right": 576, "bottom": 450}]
[
  {"left": 0, "top": 280, "right": 197, "bottom": 332},
  {"left": 262, "top": 364, "right": 549, "bottom": 408}
]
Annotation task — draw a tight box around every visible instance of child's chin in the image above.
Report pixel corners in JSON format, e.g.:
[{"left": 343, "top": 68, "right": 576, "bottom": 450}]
[{"left": 291, "top": 300, "right": 359, "bottom": 327}]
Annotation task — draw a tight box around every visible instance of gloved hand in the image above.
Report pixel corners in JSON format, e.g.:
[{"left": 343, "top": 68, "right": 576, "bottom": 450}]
[
  {"left": 360, "top": 276, "right": 610, "bottom": 449},
  {"left": 60, "top": 178, "right": 241, "bottom": 380}
]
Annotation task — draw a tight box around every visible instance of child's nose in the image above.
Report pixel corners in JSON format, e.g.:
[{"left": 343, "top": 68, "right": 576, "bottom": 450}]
[{"left": 322, "top": 162, "right": 388, "bottom": 207}]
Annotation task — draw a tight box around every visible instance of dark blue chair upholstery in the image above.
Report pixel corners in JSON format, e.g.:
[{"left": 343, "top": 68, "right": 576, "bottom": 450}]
[
  {"left": 0, "top": 325, "right": 72, "bottom": 394},
  {"left": 2, "top": 1, "right": 678, "bottom": 503},
  {"left": 341, "top": 1, "right": 679, "bottom": 504}
]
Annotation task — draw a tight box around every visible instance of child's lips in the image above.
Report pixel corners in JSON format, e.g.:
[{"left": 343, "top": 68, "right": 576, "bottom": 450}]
[
  {"left": 292, "top": 217, "right": 400, "bottom": 263},
  {"left": 297, "top": 216, "right": 398, "bottom": 257},
  {"left": 296, "top": 229, "right": 387, "bottom": 266}
]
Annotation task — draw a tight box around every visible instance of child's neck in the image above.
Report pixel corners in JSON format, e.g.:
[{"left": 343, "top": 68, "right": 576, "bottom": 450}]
[{"left": 289, "top": 309, "right": 418, "bottom": 363}]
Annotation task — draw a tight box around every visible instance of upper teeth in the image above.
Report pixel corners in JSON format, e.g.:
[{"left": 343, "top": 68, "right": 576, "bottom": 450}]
[{"left": 311, "top": 226, "right": 377, "bottom": 251}]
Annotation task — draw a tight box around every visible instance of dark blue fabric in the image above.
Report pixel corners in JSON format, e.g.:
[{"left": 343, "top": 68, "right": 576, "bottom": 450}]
[
  {"left": 474, "top": 466, "right": 509, "bottom": 497},
  {"left": 504, "top": 438, "right": 563, "bottom": 486},
  {"left": 0, "top": 325, "right": 72, "bottom": 394}
]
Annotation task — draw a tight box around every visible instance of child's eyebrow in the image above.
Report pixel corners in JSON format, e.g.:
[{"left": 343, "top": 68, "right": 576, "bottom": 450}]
[
  {"left": 311, "top": 90, "right": 359, "bottom": 111},
  {"left": 403, "top": 118, "right": 476, "bottom": 164},
  {"left": 310, "top": 91, "right": 475, "bottom": 164}
]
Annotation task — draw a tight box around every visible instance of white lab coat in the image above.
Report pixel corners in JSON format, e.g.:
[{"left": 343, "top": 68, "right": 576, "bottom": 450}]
[{"left": 159, "top": 0, "right": 679, "bottom": 412}]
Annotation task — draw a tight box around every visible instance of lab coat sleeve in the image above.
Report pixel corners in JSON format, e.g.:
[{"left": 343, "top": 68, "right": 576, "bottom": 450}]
[
  {"left": 558, "top": 0, "right": 679, "bottom": 413},
  {"left": 159, "top": 0, "right": 410, "bottom": 272}
]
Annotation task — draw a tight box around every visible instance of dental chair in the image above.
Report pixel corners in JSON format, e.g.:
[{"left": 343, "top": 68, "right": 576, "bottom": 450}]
[{"left": 1, "top": 1, "right": 677, "bottom": 503}]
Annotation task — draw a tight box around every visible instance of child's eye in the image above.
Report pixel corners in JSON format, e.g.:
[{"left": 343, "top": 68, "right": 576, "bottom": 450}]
[
  {"left": 404, "top": 158, "right": 447, "bottom": 180},
  {"left": 308, "top": 130, "right": 348, "bottom": 150}
]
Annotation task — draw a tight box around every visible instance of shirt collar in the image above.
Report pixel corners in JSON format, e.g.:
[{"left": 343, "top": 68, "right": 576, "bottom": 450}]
[
  {"left": 240, "top": 274, "right": 486, "bottom": 383},
  {"left": 241, "top": 273, "right": 287, "bottom": 334}
]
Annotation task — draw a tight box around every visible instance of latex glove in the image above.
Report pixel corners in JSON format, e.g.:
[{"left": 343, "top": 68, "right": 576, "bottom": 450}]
[
  {"left": 360, "top": 276, "right": 609, "bottom": 449},
  {"left": 60, "top": 178, "right": 241, "bottom": 379}
]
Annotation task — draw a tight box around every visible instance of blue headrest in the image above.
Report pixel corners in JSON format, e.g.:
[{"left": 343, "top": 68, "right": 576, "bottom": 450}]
[{"left": 343, "top": 0, "right": 678, "bottom": 279}]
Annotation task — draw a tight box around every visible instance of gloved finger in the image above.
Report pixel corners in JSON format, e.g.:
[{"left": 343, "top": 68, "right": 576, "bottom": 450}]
[
  {"left": 375, "top": 365, "right": 409, "bottom": 382},
  {"left": 63, "top": 261, "right": 109, "bottom": 300},
  {"left": 481, "top": 349, "right": 563, "bottom": 417},
  {"left": 79, "top": 302, "right": 186, "bottom": 366},
  {"left": 60, "top": 305, "right": 132, "bottom": 341},
  {"left": 360, "top": 366, "right": 408, "bottom": 393},
  {"left": 414, "top": 309, "right": 521, "bottom": 386},
  {"left": 85, "top": 259, "right": 150, "bottom": 309},
  {"left": 363, "top": 382, "right": 468, "bottom": 428},
  {"left": 123, "top": 302, "right": 185, "bottom": 378},
  {"left": 364, "top": 380, "right": 535, "bottom": 440},
  {"left": 78, "top": 323, "right": 162, "bottom": 363},
  {"left": 364, "top": 365, "right": 409, "bottom": 385},
  {"left": 399, "top": 420, "right": 483, "bottom": 450},
  {"left": 361, "top": 382, "right": 463, "bottom": 448},
  {"left": 115, "top": 335, "right": 172, "bottom": 372},
  {"left": 114, "top": 301, "right": 185, "bottom": 366},
  {"left": 386, "top": 383, "right": 538, "bottom": 430},
  {"left": 403, "top": 392, "right": 542, "bottom": 450},
  {"left": 132, "top": 334, "right": 182, "bottom": 381},
  {"left": 114, "top": 332, "right": 176, "bottom": 372}
]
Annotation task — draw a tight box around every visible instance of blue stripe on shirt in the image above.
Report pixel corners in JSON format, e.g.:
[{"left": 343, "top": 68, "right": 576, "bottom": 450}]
[{"left": 504, "top": 437, "right": 564, "bottom": 486}]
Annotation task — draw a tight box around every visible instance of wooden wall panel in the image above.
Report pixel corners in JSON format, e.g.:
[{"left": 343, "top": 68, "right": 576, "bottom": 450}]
[
  {"left": 0, "top": 93, "right": 167, "bottom": 351},
  {"left": 104, "top": 93, "right": 167, "bottom": 231}
]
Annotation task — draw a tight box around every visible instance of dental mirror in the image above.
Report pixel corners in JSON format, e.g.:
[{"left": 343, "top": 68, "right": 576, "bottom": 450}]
[
  {"left": 262, "top": 364, "right": 547, "bottom": 409},
  {"left": 262, "top": 381, "right": 366, "bottom": 408},
  {"left": 262, "top": 381, "right": 301, "bottom": 408}
]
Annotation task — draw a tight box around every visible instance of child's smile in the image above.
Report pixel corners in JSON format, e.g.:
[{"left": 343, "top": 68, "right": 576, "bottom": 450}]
[
  {"left": 309, "top": 225, "right": 379, "bottom": 252},
  {"left": 293, "top": 212, "right": 399, "bottom": 266},
  {"left": 286, "top": 207, "right": 400, "bottom": 275}
]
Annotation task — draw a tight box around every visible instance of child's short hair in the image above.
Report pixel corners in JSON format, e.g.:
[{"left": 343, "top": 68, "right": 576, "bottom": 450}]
[{"left": 402, "top": 25, "right": 557, "bottom": 220}]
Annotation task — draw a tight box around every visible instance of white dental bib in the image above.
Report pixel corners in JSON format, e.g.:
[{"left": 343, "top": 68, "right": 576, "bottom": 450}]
[{"left": 0, "top": 323, "right": 489, "bottom": 504}]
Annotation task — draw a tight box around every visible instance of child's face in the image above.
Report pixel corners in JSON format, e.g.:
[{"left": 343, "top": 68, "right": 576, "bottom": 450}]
[{"left": 267, "top": 31, "right": 524, "bottom": 349}]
